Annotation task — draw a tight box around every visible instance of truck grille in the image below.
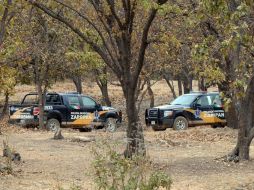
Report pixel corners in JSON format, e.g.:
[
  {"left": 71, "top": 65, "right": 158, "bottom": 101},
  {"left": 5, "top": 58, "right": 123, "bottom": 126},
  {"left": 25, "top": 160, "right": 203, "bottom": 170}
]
[{"left": 149, "top": 109, "right": 159, "bottom": 118}]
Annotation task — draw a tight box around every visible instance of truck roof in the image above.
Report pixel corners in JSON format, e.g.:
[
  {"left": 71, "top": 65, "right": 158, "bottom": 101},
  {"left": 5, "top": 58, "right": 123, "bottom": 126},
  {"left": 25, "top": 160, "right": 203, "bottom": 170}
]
[
  {"left": 26, "top": 92, "right": 90, "bottom": 97},
  {"left": 188, "top": 91, "right": 219, "bottom": 95}
]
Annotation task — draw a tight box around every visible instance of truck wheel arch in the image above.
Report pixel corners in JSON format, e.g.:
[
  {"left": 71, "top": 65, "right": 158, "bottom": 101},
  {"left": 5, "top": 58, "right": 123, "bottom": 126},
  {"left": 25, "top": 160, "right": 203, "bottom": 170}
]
[
  {"left": 104, "top": 112, "right": 118, "bottom": 120},
  {"left": 47, "top": 112, "right": 62, "bottom": 124}
]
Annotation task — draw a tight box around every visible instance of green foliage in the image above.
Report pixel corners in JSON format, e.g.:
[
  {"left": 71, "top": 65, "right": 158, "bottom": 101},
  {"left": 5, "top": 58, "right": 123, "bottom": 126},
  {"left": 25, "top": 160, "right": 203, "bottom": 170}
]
[
  {"left": 91, "top": 141, "right": 172, "bottom": 190},
  {"left": 0, "top": 66, "right": 17, "bottom": 95}
]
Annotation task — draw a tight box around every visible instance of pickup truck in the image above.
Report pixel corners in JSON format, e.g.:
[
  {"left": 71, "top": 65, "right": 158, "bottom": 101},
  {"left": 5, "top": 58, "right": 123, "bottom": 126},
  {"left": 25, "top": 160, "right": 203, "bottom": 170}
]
[
  {"left": 9, "top": 92, "right": 122, "bottom": 132},
  {"left": 145, "top": 92, "right": 226, "bottom": 131}
]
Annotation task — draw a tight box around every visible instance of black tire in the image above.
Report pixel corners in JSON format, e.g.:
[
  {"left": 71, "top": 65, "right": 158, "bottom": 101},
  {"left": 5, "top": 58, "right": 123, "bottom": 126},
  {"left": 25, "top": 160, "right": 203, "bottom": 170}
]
[
  {"left": 152, "top": 125, "right": 167, "bottom": 131},
  {"left": 105, "top": 118, "right": 117, "bottom": 132},
  {"left": 46, "top": 118, "right": 60, "bottom": 132},
  {"left": 173, "top": 116, "right": 188, "bottom": 130}
]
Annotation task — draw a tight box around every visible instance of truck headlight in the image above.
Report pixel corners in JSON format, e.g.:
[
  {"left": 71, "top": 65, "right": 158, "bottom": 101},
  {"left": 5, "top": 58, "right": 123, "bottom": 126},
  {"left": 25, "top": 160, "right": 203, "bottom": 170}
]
[{"left": 164, "top": 111, "right": 173, "bottom": 117}]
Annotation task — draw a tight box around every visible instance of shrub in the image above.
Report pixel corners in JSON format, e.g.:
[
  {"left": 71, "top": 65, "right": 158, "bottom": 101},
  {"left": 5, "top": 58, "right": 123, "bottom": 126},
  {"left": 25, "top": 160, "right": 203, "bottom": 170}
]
[{"left": 91, "top": 141, "right": 172, "bottom": 190}]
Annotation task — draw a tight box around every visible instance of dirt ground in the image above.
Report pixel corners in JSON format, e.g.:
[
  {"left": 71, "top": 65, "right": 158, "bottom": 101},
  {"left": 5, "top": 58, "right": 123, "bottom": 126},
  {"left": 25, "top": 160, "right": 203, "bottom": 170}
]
[
  {"left": 1, "top": 125, "right": 254, "bottom": 190},
  {"left": 1, "top": 81, "right": 254, "bottom": 190}
]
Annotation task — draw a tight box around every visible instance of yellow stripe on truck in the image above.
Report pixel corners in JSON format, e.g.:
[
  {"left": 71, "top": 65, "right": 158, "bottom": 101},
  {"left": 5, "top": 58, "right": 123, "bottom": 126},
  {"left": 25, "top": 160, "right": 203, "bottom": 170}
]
[{"left": 71, "top": 111, "right": 108, "bottom": 125}]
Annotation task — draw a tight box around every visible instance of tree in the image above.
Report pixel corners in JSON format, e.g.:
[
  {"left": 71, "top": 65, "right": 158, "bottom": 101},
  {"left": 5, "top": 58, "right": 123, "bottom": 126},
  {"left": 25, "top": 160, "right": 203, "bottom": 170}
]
[
  {"left": 0, "top": 66, "right": 17, "bottom": 116},
  {"left": 66, "top": 42, "right": 113, "bottom": 106},
  {"left": 0, "top": 0, "right": 25, "bottom": 116},
  {"left": 193, "top": 0, "right": 254, "bottom": 161},
  {"left": 28, "top": 0, "right": 170, "bottom": 156},
  {"left": 16, "top": 8, "right": 67, "bottom": 129},
  {"left": 0, "top": 0, "right": 14, "bottom": 47}
]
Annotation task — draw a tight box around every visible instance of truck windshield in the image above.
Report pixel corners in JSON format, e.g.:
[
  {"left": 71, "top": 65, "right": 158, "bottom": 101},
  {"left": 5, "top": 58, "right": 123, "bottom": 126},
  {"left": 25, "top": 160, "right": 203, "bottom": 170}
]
[{"left": 170, "top": 94, "right": 198, "bottom": 106}]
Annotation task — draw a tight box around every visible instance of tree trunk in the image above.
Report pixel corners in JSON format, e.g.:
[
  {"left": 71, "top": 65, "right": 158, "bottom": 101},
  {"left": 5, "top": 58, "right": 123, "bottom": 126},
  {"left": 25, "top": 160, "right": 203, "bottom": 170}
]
[
  {"left": 199, "top": 78, "right": 207, "bottom": 91},
  {"left": 189, "top": 77, "right": 193, "bottom": 92},
  {"left": 1, "top": 91, "right": 9, "bottom": 116},
  {"left": 37, "top": 82, "right": 45, "bottom": 129},
  {"left": 178, "top": 79, "right": 182, "bottom": 96},
  {"left": 183, "top": 77, "right": 192, "bottom": 94},
  {"left": 228, "top": 76, "right": 254, "bottom": 161},
  {"left": 218, "top": 81, "right": 238, "bottom": 129},
  {"left": 97, "top": 79, "right": 111, "bottom": 107},
  {"left": 163, "top": 75, "right": 177, "bottom": 99},
  {"left": 147, "top": 80, "right": 154, "bottom": 108},
  {"left": 123, "top": 86, "right": 145, "bottom": 158},
  {"left": 226, "top": 102, "right": 239, "bottom": 129},
  {"left": 72, "top": 76, "right": 82, "bottom": 94}
]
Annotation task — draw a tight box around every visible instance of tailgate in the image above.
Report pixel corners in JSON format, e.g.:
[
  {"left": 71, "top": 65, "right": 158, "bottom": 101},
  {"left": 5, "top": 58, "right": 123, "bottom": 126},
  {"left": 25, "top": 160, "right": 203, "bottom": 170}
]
[{"left": 9, "top": 104, "right": 35, "bottom": 120}]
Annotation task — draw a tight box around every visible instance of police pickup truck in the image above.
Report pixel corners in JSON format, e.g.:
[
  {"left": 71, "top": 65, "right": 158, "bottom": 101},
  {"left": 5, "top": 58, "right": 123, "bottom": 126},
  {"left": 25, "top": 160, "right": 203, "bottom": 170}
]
[
  {"left": 9, "top": 92, "right": 122, "bottom": 132},
  {"left": 145, "top": 92, "right": 226, "bottom": 131}
]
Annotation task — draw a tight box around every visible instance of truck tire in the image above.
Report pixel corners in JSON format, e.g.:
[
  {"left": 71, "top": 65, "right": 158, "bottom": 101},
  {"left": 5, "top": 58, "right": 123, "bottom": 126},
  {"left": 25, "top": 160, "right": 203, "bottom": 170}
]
[
  {"left": 152, "top": 126, "right": 167, "bottom": 131},
  {"left": 173, "top": 116, "right": 188, "bottom": 130},
  {"left": 105, "top": 118, "right": 117, "bottom": 132},
  {"left": 46, "top": 118, "right": 60, "bottom": 132}
]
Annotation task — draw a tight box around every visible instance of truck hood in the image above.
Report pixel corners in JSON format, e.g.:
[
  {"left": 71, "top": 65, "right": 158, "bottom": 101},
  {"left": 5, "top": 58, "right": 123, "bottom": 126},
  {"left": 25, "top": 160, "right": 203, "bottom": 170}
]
[
  {"left": 153, "top": 104, "right": 190, "bottom": 110},
  {"left": 102, "top": 106, "right": 117, "bottom": 111}
]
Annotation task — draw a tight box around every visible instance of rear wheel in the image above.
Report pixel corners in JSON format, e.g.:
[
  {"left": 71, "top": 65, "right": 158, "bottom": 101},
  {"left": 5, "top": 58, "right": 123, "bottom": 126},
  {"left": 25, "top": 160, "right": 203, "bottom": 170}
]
[
  {"left": 173, "top": 116, "right": 188, "bottom": 130},
  {"left": 105, "top": 118, "right": 117, "bottom": 132},
  {"left": 46, "top": 118, "right": 60, "bottom": 132}
]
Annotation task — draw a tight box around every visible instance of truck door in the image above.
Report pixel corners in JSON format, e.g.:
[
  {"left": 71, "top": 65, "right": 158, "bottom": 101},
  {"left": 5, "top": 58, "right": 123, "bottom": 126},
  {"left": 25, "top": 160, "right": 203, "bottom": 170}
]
[
  {"left": 195, "top": 95, "right": 215, "bottom": 124},
  {"left": 64, "top": 95, "right": 86, "bottom": 126},
  {"left": 210, "top": 94, "right": 226, "bottom": 123},
  {"left": 81, "top": 96, "right": 98, "bottom": 125}
]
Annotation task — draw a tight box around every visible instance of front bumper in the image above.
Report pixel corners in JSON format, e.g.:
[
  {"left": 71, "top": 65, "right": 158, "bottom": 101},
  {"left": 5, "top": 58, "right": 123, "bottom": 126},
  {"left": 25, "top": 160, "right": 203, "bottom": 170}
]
[{"left": 146, "top": 118, "right": 174, "bottom": 128}]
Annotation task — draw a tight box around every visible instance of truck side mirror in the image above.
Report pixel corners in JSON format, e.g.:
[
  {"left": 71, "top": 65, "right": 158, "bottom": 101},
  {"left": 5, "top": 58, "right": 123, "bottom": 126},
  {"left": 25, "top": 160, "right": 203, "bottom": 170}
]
[
  {"left": 193, "top": 103, "right": 201, "bottom": 109},
  {"left": 95, "top": 104, "right": 101, "bottom": 110}
]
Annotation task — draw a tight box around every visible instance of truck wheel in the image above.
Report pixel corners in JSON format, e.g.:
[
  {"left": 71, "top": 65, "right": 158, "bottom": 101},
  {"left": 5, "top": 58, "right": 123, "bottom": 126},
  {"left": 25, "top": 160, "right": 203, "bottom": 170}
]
[
  {"left": 105, "top": 118, "right": 117, "bottom": 132},
  {"left": 46, "top": 118, "right": 60, "bottom": 132},
  {"left": 152, "top": 126, "right": 167, "bottom": 131},
  {"left": 173, "top": 116, "right": 188, "bottom": 130}
]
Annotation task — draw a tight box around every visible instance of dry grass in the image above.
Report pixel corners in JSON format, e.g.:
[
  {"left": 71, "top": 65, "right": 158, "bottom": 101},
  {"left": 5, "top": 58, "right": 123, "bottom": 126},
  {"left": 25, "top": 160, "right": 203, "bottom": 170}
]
[
  {"left": 2, "top": 80, "right": 245, "bottom": 190},
  {"left": 0, "top": 127, "right": 254, "bottom": 190}
]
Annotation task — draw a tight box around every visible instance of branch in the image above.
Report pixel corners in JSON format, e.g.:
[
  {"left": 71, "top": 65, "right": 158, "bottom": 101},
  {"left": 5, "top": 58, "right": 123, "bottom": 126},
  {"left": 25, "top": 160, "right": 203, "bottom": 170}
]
[
  {"left": 89, "top": 1, "right": 120, "bottom": 66},
  {"left": 27, "top": 0, "right": 122, "bottom": 77},
  {"left": 106, "top": 0, "right": 124, "bottom": 29},
  {"left": 132, "top": 8, "right": 158, "bottom": 87},
  {"left": 52, "top": 0, "right": 119, "bottom": 68},
  {"left": 0, "top": 0, "right": 12, "bottom": 46}
]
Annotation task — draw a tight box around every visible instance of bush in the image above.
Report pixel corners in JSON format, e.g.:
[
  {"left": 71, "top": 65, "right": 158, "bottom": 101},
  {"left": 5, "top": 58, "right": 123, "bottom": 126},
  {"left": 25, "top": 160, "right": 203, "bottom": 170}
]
[{"left": 91, "top": 141, "right": 172, "bottom": 190}]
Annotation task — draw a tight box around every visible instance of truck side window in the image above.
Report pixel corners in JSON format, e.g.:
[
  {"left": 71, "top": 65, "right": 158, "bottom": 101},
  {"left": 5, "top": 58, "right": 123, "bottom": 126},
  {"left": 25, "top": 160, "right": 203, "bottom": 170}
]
[
  {"left": 82, "top": 97, "right": 96, "bottom": 107},
  {"left": 212, "top": 95, "right": 222, "bottom": 107},
  {"left": 197, "top": 95, "right": 212, "bottom": 107},
  {"left": 46, "top": 95, "right": 61, "bottom": 105},
  {"left": 22, "top": 95, "right": 39, "bottom": 105},
  {"left": 67, "top": 96, "right": 81, "bottom": 109}
]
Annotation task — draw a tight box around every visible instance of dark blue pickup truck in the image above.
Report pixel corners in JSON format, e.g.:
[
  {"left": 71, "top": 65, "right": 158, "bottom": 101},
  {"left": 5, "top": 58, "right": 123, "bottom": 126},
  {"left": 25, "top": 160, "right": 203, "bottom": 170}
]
[
  {"left": 9, "top": 92, "right": 122, "bottom": 132},
  {"left": 145, "top": 92, "right": 226, "bottom": 131}
]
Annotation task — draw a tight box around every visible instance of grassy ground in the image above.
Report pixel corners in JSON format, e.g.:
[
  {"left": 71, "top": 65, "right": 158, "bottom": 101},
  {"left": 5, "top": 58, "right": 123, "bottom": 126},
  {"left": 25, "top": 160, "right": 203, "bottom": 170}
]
[{"left": 1, "top": 126, "right": 254, "bottom": 190}]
